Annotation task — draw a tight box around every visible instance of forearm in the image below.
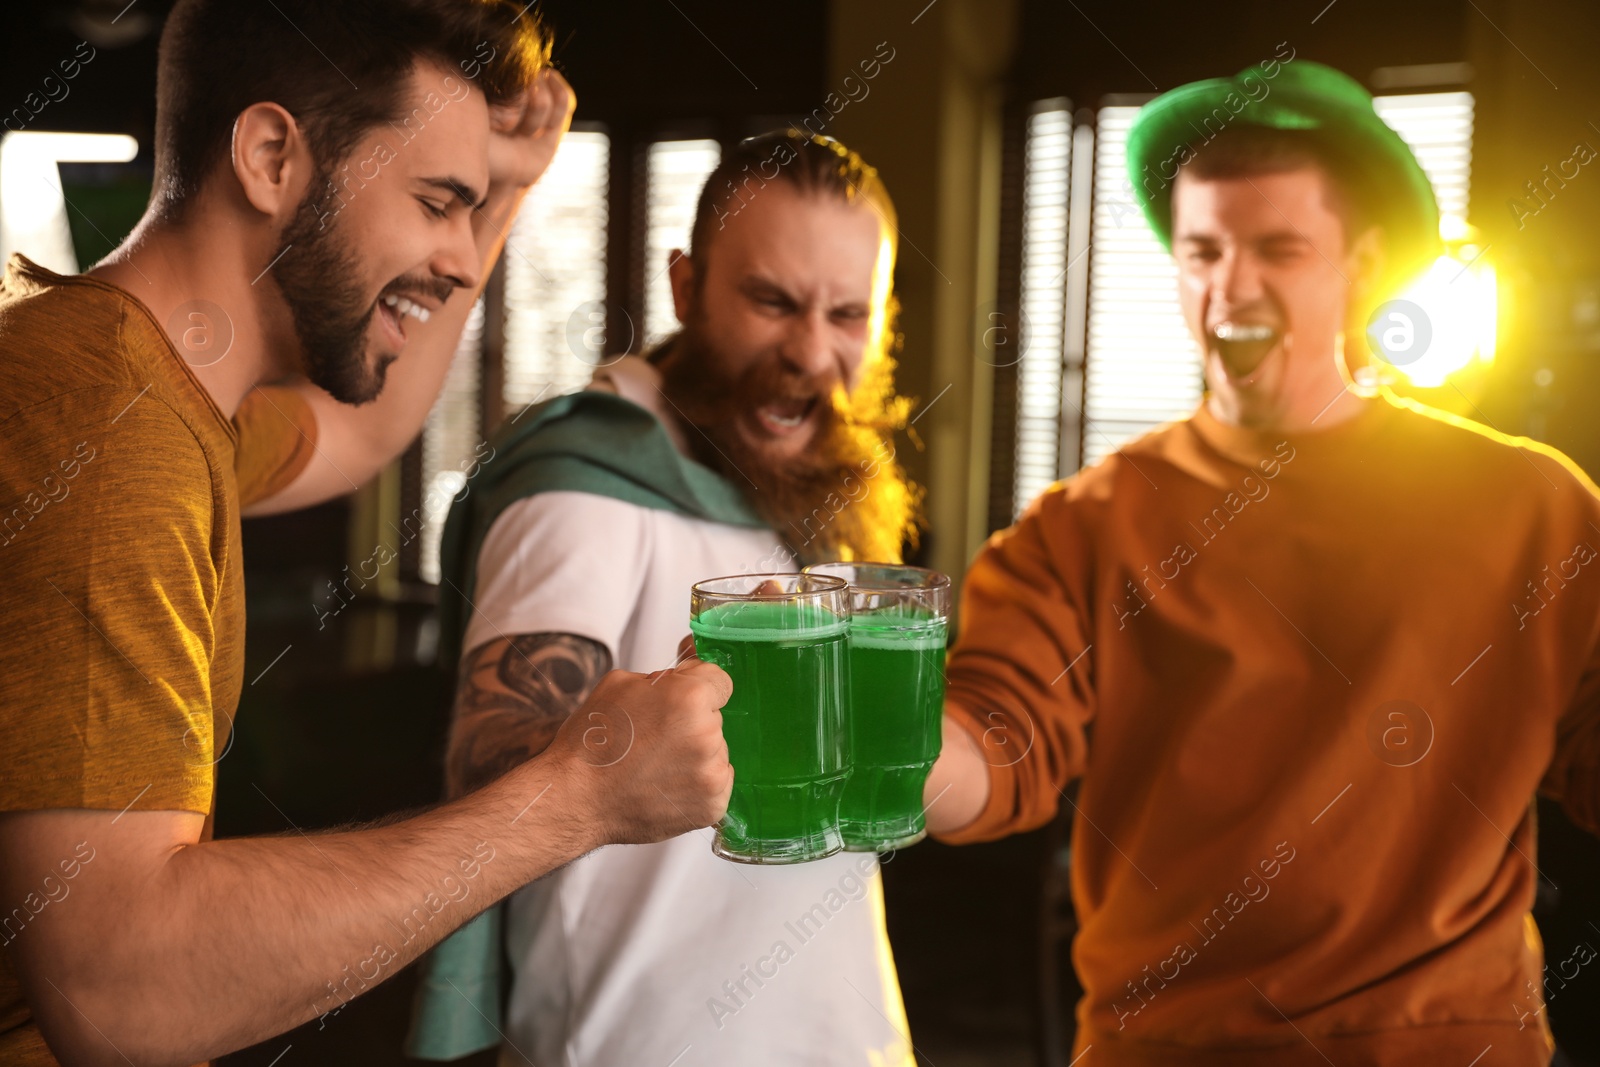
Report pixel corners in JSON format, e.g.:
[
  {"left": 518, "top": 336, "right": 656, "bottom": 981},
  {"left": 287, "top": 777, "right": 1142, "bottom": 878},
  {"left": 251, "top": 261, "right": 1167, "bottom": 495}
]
[
  {"left": 15, "top": 640, "right": 729, "bottom": 1066},
  {"left": 46, "top": 756, "right": 589, "bottom": 1066},
  {"left": 923, "top": 710, "right": 992, "bottom": 836}
]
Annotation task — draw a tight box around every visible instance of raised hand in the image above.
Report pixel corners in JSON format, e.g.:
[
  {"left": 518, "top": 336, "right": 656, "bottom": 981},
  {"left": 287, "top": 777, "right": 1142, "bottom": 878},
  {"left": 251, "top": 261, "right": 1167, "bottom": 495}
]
[{"left": 486, "top": 67, "right": 576, "bottom": 196}]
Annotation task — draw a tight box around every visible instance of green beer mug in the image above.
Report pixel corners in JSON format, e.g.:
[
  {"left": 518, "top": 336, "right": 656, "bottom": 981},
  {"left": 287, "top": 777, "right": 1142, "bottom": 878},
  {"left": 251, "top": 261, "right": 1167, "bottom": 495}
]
[
  {"left": 689, "top": 573, "right": 851, "bottom": 864},
  {"left": 803, "top": 562, "right": 950, "bottom": 851}
]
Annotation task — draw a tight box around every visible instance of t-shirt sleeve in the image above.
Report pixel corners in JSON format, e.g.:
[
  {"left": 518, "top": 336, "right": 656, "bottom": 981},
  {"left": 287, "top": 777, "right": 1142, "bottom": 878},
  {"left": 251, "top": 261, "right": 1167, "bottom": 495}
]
[
  {"left": 233, "top": 384, "right": 319, "bottom": 509},
  {"left": 936, "top": 487, "right": 1096, "bottom": 845},
  {"left": 459, "top": 492, "right": 652, "bottom": 666},
  {"left": 0, "top": 389, "right": 221, "bottom": 815}
]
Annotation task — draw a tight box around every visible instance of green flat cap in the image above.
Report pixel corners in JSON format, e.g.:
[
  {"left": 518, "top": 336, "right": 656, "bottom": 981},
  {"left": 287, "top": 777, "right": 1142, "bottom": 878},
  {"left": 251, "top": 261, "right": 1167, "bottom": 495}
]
[{"left": 1127, "top": 60, "right": 1441, "bottom": 290}]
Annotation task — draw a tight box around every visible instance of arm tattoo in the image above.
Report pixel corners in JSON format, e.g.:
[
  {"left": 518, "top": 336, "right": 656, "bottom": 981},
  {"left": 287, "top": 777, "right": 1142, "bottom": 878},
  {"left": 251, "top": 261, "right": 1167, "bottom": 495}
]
[{"left": 446, "top": 633, "right": 612, "bottom": 798}]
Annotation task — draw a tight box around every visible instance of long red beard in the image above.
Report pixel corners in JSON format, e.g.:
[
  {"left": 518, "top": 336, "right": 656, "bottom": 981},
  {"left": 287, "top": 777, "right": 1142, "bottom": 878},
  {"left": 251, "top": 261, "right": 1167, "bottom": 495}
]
[{"left": 654, "top": 328, "right": 920, "bottom": 564}]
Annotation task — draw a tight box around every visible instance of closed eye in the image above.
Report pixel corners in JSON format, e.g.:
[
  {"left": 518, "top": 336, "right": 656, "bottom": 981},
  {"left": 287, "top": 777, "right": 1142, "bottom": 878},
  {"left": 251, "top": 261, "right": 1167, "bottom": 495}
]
[
  {"left": 1259, "top": 240, "right": 1308, "bottom": 264},
  {"left": 750, "top": 290, "right": 798, "bottom": 315},
  {"left": 419, "top": 198, "right": 449, "bottom": 220}
]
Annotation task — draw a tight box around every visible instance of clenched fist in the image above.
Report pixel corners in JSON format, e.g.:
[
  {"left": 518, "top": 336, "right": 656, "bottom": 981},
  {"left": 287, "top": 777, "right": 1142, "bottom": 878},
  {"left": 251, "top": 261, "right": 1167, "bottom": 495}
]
[
  {"left": 486, "top": 67, "right": 576, "bottom": 196},
  {"left": 543, "top": 658, "right": 735, "bottom": 847}
]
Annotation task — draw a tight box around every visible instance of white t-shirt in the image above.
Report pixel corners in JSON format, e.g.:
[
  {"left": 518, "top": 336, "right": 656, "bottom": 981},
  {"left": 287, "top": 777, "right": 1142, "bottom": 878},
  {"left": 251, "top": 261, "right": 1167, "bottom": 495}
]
[{"left": 463, "top": 361, "right": 914, "bottom": 1067}]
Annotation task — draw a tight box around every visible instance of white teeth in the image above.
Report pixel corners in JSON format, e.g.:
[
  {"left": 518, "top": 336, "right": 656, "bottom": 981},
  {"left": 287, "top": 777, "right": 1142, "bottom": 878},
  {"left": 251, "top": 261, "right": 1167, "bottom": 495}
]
[
  {"left": 1213, "top": 322, "right": 1275, "bottom": 342},
  {"left": 382, "top": 294, "right": 429, "bottom": 324},
  {"left": 763, "top": 407, "right": 804, "bottom": 428}
]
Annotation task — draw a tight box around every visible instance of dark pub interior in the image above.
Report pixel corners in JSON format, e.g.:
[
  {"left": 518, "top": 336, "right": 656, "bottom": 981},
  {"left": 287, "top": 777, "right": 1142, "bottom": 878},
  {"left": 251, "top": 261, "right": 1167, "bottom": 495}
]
[{"left": 3, "top": 1, "right": 1600, "bottom": 1065}]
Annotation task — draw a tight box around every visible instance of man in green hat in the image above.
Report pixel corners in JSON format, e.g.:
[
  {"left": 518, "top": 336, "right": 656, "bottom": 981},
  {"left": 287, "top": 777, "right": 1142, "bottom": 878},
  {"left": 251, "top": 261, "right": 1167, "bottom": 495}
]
[{"left": 925, "top": 61, "right": 1598, "bottom": 1064}]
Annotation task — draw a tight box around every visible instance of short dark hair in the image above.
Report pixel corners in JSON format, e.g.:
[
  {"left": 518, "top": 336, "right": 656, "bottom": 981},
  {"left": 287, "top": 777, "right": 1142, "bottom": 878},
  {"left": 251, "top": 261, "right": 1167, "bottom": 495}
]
[
  {"left": 687, "top": 130, "right": 898, "bottom": 262},
  {"left": 152, "top": 0, "right": 548, "bottom": 220},
  {"left": 1176, "top": 125, "right": 1376, "bottom": 243}
]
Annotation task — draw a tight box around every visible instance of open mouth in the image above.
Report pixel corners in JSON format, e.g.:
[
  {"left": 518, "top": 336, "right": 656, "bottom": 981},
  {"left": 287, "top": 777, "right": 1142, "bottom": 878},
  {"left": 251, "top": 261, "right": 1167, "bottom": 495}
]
[
  {"left": 1210, "top": 322, "right": 1282, "bottom": 379},
  {"left": 376, "top": 292, "right": 431, "bottom": 344},
  {"left": 385, "top": 293, "right": 432, "bottom": 324},
  {"left": 753, "top": 395, "right": 819, "bottom": 437}
]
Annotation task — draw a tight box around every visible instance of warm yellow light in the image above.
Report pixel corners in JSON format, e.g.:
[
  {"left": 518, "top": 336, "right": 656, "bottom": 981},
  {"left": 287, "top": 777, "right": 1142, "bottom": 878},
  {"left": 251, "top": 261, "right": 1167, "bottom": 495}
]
[{"left": 1380, "top": 251, "right": 1498, "bottom": 388}]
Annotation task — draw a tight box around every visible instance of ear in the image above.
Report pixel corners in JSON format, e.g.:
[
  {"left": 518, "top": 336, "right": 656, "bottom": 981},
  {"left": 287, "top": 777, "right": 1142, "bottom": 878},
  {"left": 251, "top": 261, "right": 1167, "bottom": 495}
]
[
  {"left": 667, "top": 249, "right": 697, "bottom": 326},
  {"left": 1340, "top": 224, "right": 1387, "bottom": 349},
  {"left": 1345, "top": 224, "right": 1386, "bottom": 310},
  {"left": 231, "top": 102, "right": 315, "bottom": 220},
  {"left": 1340, "top": 225, "right": 1387, "bottom": 372}
]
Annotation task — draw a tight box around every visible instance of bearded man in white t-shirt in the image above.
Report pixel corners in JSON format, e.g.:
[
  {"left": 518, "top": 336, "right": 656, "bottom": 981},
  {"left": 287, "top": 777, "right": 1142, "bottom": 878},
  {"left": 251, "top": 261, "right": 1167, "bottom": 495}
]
[{"left": 414, "top": 130, "right": 922, "bottom": 1067}]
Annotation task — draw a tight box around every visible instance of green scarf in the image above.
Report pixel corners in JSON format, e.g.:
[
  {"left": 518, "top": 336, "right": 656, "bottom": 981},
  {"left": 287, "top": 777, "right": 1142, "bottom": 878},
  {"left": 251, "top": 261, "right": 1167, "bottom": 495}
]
[
  {"left": 408, "top": 388, "right": 765, "bottom": 1060},
  {"left": 435, "top": 388, "right": 767, "bottom": 668}
]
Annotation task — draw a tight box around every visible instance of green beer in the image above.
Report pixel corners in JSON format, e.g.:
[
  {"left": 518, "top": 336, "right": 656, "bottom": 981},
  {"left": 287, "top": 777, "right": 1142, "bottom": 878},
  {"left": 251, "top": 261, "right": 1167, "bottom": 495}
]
[
  {"left": 838, "top": 615, "right": 947, "bottom": 848},
  {"left": 806, "top": 563, "right": 951, "bottom": 851},
  {"left": 689, "top": 575, "right": 851, "bottom": 864}
]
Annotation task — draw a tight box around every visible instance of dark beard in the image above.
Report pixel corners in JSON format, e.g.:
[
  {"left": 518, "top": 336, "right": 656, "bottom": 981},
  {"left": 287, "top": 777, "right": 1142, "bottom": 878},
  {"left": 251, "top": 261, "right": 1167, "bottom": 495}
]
[
  {"left": 655, "top": 323, "right": 920, "bottom": 564},
  {"left": 272, "top": 174, "right": 394, "bottom": 406}
]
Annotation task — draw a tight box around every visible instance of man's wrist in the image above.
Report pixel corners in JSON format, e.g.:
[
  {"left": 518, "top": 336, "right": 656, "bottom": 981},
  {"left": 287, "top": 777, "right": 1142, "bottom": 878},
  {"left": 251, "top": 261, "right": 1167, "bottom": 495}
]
[
  {"left": 508, "top": 746, "right": 609, "bottom": 856},
  {"left": 925, "top": 709, "right": 994, "bottom": 836}
]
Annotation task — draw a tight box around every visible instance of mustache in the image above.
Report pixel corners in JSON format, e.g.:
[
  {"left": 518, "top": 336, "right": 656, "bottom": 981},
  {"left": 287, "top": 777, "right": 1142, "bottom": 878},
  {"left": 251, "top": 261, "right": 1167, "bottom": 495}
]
[
  {"left": 682, "top": 361, "right": 840, "bottom": 429},
  {"left": 380, "top": 273, "right": 457, "bottom": 306},
  {"left": 735, "top": 357, "right": 841, "bottom": 410}
]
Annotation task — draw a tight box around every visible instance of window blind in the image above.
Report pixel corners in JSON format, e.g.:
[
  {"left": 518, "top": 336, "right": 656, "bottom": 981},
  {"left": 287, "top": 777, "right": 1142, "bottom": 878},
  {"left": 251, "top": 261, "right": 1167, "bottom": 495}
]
[
  {"left": 1081, "top": 105, "right": 1198, "bottom": 468},
  {"left": 1012, "top": 100, "right": 1073, "bottom": 514},
  {"left": 502, "top": 129, "right": 612, "bottom": 415},
  {"left": 643, "top": 138, "right": 721, "bottom": 348}
]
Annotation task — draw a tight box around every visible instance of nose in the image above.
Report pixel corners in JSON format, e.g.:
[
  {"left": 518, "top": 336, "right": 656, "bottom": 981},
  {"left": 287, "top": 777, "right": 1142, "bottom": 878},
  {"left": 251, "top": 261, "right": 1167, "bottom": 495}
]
[
  {"left": 780, "top": 306, "right": 837, "bottom": 383},
  {"left": 431, "top": 213, "right": 481, "bottom": 294},
  {"left": 1217, "top": 247, "right": 1263, "bottom": 309}
]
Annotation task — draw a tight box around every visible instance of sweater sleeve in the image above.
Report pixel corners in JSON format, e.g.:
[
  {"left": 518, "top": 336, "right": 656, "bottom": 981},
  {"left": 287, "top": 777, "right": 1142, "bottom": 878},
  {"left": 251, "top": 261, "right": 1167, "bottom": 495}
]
[
  {"left": 1545, "top": 658, "right": 1600, "bottom": 836},
  {"left": 936, "top": 487, "right": 1095, "bottom": 845},
  {"left": 1539, "top": 462, "right": 1600, "bottom": 836}
]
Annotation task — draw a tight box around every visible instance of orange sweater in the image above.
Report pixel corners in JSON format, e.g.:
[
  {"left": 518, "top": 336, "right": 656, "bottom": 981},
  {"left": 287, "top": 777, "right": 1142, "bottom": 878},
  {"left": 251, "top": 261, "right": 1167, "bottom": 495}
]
[{"left": 940, "top": 391, "right": 1600, "bottom": 1065}]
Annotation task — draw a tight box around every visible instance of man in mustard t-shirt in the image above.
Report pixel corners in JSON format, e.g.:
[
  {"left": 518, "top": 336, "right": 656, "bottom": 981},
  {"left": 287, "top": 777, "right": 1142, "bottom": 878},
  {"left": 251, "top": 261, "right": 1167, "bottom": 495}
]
[
  {"left": 926, "top": 62, "right": 1599, "bottom": 1063},
  {"left": 0, "top": 3, "right": 735, "bottom": 1064}
]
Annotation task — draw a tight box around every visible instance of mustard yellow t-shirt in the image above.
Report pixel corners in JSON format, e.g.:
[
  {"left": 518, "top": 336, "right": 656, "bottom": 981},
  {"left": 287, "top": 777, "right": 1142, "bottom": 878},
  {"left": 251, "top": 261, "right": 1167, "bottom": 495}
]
[{"left": 0, "top": 254, "right": 319, "bottom": 1062}]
